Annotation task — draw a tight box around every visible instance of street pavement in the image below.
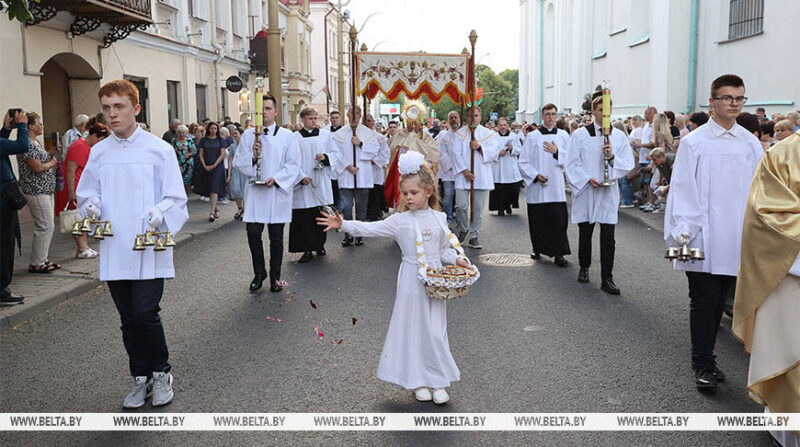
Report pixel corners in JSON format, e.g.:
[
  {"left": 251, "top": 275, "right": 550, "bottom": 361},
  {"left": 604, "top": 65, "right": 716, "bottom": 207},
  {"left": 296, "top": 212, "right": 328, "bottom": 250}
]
[{"left": 0, "top": 200, "right": 771, "bottom": 446}]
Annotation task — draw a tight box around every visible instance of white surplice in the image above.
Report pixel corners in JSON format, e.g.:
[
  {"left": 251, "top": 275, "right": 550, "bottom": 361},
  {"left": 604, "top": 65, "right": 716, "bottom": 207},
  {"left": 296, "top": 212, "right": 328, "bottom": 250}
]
[
  {"left": 77, "top": 126, "right": 189, "bottom": 281},
  {"left": 435, "top": 128, "right": 458, "bottom": 182},
  {"left": 663, "top": 119, "right": 763, "bottom": 275},
  {"left": 451, "top": 124, "right": 501, "bottom": 190},
  {"left": 292, "top": 129, "right": 334, "bottom": 208},
  {"left": 233, "top": 123, "right": 301, "bottom": 224},
  {"left": 491, "top": 131, "right": 523, "bottom": 184},
  {"left": 329, "top": 124, "right": 381, "bottom": 189},
  {"left": 565, "top": 123, "right": 635, "bottom": 224},
  {"left": 519, "top": 126, "right": 570, "bottom": 204},
  {"left": 372, "top": 134, "right": 391, "bottom": 186},
  {"left": 340, "top": 208, "right": 461, "bottom": 390}
]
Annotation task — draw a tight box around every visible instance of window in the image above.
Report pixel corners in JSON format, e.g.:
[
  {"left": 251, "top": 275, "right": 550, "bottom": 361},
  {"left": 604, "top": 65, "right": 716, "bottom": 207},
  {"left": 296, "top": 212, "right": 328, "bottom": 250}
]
[
  {"left": 167, "top": 81, "right": 180, "bottom": 123},
  {"left": 125, "top": 76, "right": 149, "bottom": 126},
  {"left": 728, "top": 0, "right": 763, "bottom": 40},
  {"left": 191, "top": 0, "right": 209, "bottom": 21},
  {"left": 216, "top": 0, "right": 230, "bottom": 30},
  {"left": 196, "top": 84, "right": 208, "bottom": 121},
  {"left": 232, "top": 0, "right": 245, "bottom": 36}
]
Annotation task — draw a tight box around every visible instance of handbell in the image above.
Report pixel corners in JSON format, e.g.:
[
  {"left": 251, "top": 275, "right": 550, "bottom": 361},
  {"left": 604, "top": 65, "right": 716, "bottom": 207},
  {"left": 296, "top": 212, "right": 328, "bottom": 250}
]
[
  {"left": 80, "top": 217, "right": 93, "bottom": 233},
  {"left": 92, "top": 225, "right": 105, "bottom": 240},
  {"left": 679, "top": 244, "right": 692, "bottom": 262},
  {"left": 133, "top": 235, "right": 146, "bottom": 251},
  {"left": 143, "top": 231, "right": 156, "bottom": 246},
  {"left": 102, "top": 222, "right": 114, "bottom": 237},
  {"left": 665, "top": 247, "right": 680, "bottom": 260},
  {"left": 153, "top": 236, "right": 167, "bottom": 251},
  {"left": 163, "top": 232, "right": 176, "bottom": 247},
  {"left": 689, "top": 248, "right": 705, "bottom": 261},
  {"left": 71, "top": 221, "right": 83, "bottom": 235}
]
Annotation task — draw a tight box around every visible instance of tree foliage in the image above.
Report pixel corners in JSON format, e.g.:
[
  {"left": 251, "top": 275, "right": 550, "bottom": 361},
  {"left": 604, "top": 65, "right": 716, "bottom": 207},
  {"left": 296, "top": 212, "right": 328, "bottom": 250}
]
[{"left": 3, "top": 0, "right": 38, "bottom": 23}]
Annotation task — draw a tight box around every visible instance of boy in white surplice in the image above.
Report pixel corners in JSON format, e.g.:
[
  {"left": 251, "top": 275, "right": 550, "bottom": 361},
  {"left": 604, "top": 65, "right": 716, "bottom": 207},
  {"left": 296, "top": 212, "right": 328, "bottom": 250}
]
[
  {"left": 317, "top": 152, "right": 471, "bottom": 405},
  {"left": 78, "top": 80, "right": 189, "bottom": 409}
]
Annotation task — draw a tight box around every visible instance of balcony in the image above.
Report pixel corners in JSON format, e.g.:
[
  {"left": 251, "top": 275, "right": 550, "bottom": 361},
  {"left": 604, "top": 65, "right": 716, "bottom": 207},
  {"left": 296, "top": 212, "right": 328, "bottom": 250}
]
[{"left": 28, "top": 0, "right": 153, "bottom": 47}]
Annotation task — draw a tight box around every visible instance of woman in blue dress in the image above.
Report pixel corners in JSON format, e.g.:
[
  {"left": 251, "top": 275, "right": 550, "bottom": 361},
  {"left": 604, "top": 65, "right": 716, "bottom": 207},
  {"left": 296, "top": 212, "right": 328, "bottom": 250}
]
[{"left": 197, "top": 122, "right": 229, "bottom": 222}]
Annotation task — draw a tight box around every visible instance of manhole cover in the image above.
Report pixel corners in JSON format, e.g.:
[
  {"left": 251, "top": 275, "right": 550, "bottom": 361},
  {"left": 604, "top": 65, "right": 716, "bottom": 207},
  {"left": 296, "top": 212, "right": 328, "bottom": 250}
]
[{"left": 477, "top": 253, "right": 534, "bottom": 266}]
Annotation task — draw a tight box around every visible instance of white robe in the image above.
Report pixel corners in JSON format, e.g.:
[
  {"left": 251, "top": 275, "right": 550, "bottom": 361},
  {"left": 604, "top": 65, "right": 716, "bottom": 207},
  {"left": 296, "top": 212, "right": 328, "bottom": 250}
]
[
  {"left": 233, "top": 124, "right": 301, "bottom": 224},
  {"left": 519, "top": 127, "right": 570, "bottom": 204},
  {"left": 565, "top": 123, "right": 635, "bottom": 224},
  {"left": 436, "top": 129, "right": 458, "bottom": 182},
  {"left": 491, "top": 132, "right": 523, "bottom": 184},
  {"left": 329, "top": 124, "right": 381, "bottom": 189},
  {"left": 663, "top": 119, "right": 763, "bottom": 275},
  {"left": 77, "top": 126, "right": 189, "bottom": 281},
  {"left": 292, "top": 130, "right": 334, "bottom": 209},
  {"left": 372, "top": 134, "right": 391, "bottom": 186},
  {"left": 340, "top": 208, "right": 461, "bottom": 389},
  {"left": 451, "top": 124, "right": 501, "bottom": 190}
]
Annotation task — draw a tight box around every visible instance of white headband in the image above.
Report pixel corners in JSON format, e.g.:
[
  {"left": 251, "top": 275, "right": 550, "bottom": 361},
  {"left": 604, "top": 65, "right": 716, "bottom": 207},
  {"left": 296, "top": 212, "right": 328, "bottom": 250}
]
[{"left": 397, "top": 151, "right": 426, "bottom": 175}]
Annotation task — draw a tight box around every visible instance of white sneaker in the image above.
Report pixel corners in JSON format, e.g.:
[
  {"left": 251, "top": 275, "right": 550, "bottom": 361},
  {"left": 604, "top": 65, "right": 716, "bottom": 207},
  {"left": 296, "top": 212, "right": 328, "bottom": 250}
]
[
  {"left": 432, "top": 388, "right": 449, "bottom": 404},
  {"left": 641, "top": 203, "right": 655, "bottom": 212},
  {"left": 151, "top": 372, "right": 174, "bottom": 407},
  {"left": 652, "top": 205, "right": 664, "bottom": 214},
  {"left": 219, "top": 198, "right": 230, "bottom": 204},
  {"left": 414, "top": 387, "right": 432, "bottom": 402},
  {"left": 122, "top": 376, "right": 152, "bottom": 409},
  {"left": 200, "top": 196, "right": 210, "bottom": 202}
]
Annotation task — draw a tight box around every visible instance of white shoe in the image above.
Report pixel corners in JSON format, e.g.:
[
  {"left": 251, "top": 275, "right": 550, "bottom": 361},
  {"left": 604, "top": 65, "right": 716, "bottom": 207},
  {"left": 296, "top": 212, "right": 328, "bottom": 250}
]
[
  {"left": 219, "top": 198, "right": 230, "bottom": 204},
  {"left": 76, "top": 249, "right": 98, "bottom": 259},
  {"left": 414, "top": 387, "right": 432, "bottom": 402},
  {"left": 122, "top": 376, "right": 152, "bottom": 409},
  {"left": 651, "top": 206, "right": 664, "bottom": 214},
  {"left": 151, "top": 372, "right": 174, "bottom": 407},
  {"left": 432, "top": 388, "right": 449, "bottom": 404}
]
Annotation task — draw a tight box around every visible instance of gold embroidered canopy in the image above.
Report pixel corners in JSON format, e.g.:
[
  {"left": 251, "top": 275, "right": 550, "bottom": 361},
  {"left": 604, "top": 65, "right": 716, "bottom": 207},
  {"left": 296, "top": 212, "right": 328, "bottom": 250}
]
[{"left": 355, "top": 52, "right": 474, "bottom": 104}]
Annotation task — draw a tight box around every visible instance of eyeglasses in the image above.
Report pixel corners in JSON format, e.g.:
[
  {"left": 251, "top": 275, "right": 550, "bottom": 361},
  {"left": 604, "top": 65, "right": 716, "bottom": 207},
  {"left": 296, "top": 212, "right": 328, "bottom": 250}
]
[{"left": 713, "top": 96, "right": 748, "bottom": 105}]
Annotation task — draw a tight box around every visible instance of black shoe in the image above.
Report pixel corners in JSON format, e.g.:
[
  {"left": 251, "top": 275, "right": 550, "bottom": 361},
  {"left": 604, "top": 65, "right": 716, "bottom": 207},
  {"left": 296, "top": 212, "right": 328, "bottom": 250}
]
[
  {"left": 497, "top": 210, "right": 505, "bottom": 216},
  {"left": 723, "top": 305, "right": 733, "bottom": 318},
  {"left": 506, "top": 207, "right": 513, "bottom": 215},
  {"left": 0, "top": 290, "right": 24, "bottom": 306},
  {"left": 554, "top": 255, "right": 568, "bottom": 267},
  {"left": 712, "top": 365, "right": 726, "bottom": 382},
  {"left": 270, "top": 281, "right": 283, "bottom": 293},
  {"left": 600, "top": 277, "right": 621, "bottom": 295},
  {"left": 458, "top": 231, "right": 467, "bottom": 242},
  {"left": 341, "top": 234, "right": 354, "bottom": 247},
  {"left": 468, "top": 238, "right": 482, "bottom": 249},
  {"left": 577, "top": 268, "right": 589, "bottom": 283},
  {"left": 316, "top": 248, "right": 326, "bottom": 256},
  {"left": 530, "top": 253, "right": 541, "bottom": 260},
  {"left": 249, "top": 274, "right": 267, "bottom": 291},
  {"left": 695, "top": 369, "right": 718, "bottom": 389},
  {"left": 298, "top": 251, "right": 314, "bottom": 263},
  {"left": 354, "top": 237, "right": 364, "bottom": 246}
]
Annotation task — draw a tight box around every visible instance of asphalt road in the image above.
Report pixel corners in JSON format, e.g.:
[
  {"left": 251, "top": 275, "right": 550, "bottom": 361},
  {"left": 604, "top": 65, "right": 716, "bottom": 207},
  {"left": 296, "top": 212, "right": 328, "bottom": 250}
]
[{"left": 0, "top": 203, "right": 770, "bottom": 446}]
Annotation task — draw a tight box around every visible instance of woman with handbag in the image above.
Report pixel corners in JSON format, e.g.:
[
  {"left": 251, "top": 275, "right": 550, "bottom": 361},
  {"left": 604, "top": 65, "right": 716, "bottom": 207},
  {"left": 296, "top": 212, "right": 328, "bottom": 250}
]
[
  {"left": 17, "top": 112, "right": 60, "bottom": 273},
  {"left": 58, "top": 123, "right": 109, "bottom": 258},
  {"left": 1, "top": 109, "right": 30, "bottom": 305}
]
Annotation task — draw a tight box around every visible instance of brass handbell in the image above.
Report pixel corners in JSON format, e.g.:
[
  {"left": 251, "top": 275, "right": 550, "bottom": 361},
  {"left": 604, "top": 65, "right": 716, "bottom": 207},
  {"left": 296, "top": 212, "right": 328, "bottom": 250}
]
[
  {"left": 163, "top": 232, "right": 176, "bottom": 247},
  {"left": 92, "top": 225, "right": 105, "bottom": 240},
  {"left": 71, "top": 221, "right": 83, "bottom": 235},
  {"left": 143, "top": 231, "right": 156, "bottom": 246},
  {"left": 153, "top": 236, "right": 167, "bottom": 251},
  {"left": 102, "top": 222, "right": 114, "bottom": 237},
  {"left": 80, "top": 217, "right": 93, "bottom": 233},
  {"left": 133, "top": 235, "right": 146, "bottom": 251}
]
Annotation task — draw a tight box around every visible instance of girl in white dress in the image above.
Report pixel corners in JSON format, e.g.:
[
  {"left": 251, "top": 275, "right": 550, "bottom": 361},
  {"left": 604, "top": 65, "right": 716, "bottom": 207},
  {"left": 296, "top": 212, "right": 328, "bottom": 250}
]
[{"left": 317, "top": 152, "right": 471, "bottom": 404}]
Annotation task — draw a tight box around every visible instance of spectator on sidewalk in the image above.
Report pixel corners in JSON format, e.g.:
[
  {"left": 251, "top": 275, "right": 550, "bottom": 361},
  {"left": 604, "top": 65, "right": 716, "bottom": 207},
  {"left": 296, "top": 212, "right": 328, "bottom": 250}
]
[
  {"left": 17, "top": 112, "right": 60, "bottom": 273},
  {"left": 688, "top": 111, "right": 709, "bottom": 131},
  {"left": 759, "top": 121, "right": 775, "bottom": 149},
  {"left": 195, "top": 121, "right": 228, "bottom": 221},
  {"left": 226, "top": 126, "right": 246, "bottom": 220},
  {"left": 172, "top": 125, "right": 195, "bottom": 197},
  {"left": 649, "top": 148, "right": 674, "bottom": 214},
  {"left": 162, "top": 119, "right": 181, "bottom": 145},
  {"left": 61, "top": 123, "right": 109, "bottom": 259},
  {"left": 774, "top": 119, "right": 794, "bottom": 142},
  {"left": 1, "top": 109, "right": 30, "bottom": 305},
  {"left": 736, "top": 112, "right": 768, "bottom": 152},
  {"left": 62, "top": 114, "right": 89, "bottom": 159},
  {"left": 217, "top": 126, "right": 231, "bottom": 205}
]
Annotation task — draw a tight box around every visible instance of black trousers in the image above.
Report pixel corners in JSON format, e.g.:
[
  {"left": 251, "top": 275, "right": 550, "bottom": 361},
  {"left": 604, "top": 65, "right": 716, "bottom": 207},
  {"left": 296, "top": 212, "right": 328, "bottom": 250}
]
[
  {"left": 686, "top": 272, "right": 736, "bottom": 371},
  {"left": 108, "top": 279, "right": 170, "bottom": 378},
  {"left": 331, "top": 180, "right": 340, "bottom": 209},
  {"left": 1, "top": 203, "right": 17, "bottom": 291},
  {"left": 246, "top": 222, "right": 284, "bottom": 284},
  {"left": 578, "top": 222, "right": 615, "bottom": 280}
]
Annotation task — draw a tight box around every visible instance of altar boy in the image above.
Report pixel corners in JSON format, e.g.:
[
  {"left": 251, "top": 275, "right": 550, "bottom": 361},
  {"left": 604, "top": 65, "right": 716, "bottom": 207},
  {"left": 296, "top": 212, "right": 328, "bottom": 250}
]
[{"left": 78, "top": 80, "right": 189, "bottom": 409}]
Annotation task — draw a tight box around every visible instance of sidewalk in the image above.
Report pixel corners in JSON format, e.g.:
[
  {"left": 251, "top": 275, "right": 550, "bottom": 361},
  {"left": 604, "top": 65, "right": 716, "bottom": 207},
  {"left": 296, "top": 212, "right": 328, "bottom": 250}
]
[
  {"left": 618, "top": 204, "right": 665, "bottom": 233},
  {"left": 0, "top": 197, "right": 240, "bottom": 331}
]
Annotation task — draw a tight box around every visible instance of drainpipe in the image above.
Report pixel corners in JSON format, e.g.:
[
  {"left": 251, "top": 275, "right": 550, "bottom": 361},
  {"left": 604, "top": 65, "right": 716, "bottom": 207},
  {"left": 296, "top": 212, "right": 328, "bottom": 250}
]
[
  {"left": 538, "top": 0, "right": 544, "bottom": 121},
  {"left": 210, "top": 1, "right": 224, "bottom": 121},
  {"left": 684, "top": 0, "right": 698, "bottom": 114}
]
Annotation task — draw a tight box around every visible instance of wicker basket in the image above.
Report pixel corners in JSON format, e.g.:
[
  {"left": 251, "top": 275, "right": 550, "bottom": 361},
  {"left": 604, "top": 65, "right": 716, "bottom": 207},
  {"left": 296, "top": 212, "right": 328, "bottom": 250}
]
[{"left": 422, "top": 264, "right": 480, "bottom": 300}]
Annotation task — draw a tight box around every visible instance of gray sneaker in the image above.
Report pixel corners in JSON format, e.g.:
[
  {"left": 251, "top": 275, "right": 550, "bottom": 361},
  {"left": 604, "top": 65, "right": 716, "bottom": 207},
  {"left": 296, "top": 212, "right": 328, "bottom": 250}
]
[
  {"left": 123, "top": 376, "right": 152, "bottom": 409},
  {"left": 151, "top": 371, "right": 174, "bottom": 407},
  {"left": 468, "top": 238, "right": 482, "bottom": 249}
]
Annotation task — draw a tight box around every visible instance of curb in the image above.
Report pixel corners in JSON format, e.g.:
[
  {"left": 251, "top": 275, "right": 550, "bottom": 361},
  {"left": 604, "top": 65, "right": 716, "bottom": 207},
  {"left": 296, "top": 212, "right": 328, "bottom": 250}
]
[{"left": 0, "top": 218, "right": 241, "bottom": 333}]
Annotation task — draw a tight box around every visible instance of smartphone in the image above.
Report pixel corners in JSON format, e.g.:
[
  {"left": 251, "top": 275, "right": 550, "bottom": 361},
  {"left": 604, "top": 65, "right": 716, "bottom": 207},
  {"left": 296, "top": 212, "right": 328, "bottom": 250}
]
[{"left": 7, "top": 108, "right": 21, "bottom": 119}]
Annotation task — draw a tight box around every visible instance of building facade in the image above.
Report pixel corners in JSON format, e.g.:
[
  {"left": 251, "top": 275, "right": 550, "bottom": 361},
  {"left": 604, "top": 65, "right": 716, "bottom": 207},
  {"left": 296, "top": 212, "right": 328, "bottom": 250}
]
[
  {"left": 517, "top": 0, "right": 800, "bottom": 122},
  {"left": 308, "top": 0, "right": 352, "bottom": 123}
]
